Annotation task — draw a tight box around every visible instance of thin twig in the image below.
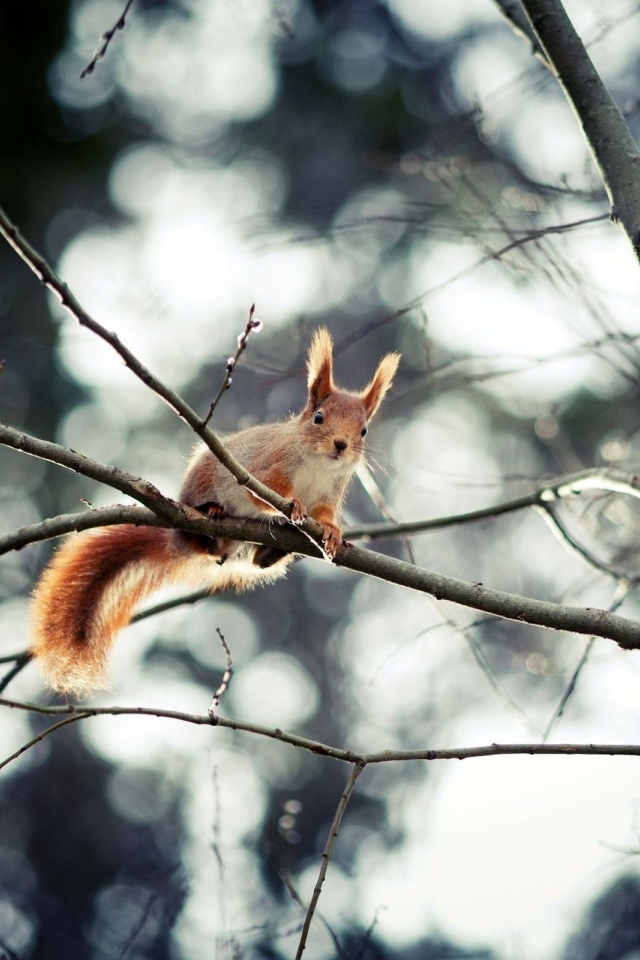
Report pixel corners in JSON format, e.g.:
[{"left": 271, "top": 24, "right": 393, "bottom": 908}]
[
  {"left": 541, "top": 581, "right": 630, "bottom": 741},
  {"left": 131, "top": 588, "right": 213, "bottom": 623},
  {"left": 491, "top": 0, "right": 549, "bottom": 64},
  {"left": 80, "top": 0, "right": 135, "bottom": 78},
  {"left": 202, "top": 305, "right": 263, "bottom": 427},
  {"left": 334, "top": 214, "right": 609, "bottom": 341},
  {"left": 0, "top": 653, "right": 33, "bottom": 694},
  {"left": 4, "top": 696, "right": 640, "bottom": 766},
  {"left": 209, "top": 628, "right": 233, "bottom": 719},
  {"left": 3, "top": 428, "right": 640, "bottom": 649},
  {"left": 0, "top": 651, "right": 32, "bottom": 665},
  {"left": 538, "top": 502, "right": 624, "bottom": 578},
  {"left": 351, "top": 908, "right": 385, "bottom": 960},
  {"left": 6, "top": 425, "right": 640, "bottom": 649},
  {"left": 516, "top": 0, "right": 640, "bottom": 261},
  {"left": 211, "top": 766, "right": 228, "bottom": 959},
  {"left": 295, "top": 762, "right": 365, "bottom": 960},
  {"left": 280, "top": 872, "right": 344, "bottom": 957},
  {"left": 0, "top": 711, "right": 91, "bottom": 772},
  {"left": 118, "top": 892, "right": 159, "bottom": 960},
  {"left": 0, "top": 206, "right": 323, "bottom": 553},
  {"left": 347, "top": 466, "right": 640, "bottom": 541}
]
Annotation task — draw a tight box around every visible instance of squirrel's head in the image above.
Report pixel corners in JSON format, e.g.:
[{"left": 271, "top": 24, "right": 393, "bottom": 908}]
[{"left": 301, "top": 327, "right": 400, "bottom": 468}]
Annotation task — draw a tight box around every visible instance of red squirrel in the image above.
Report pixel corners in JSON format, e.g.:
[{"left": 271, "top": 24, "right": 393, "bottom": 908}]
[{"left": 30, "top": 328, "right": 400, "bottom": 696}]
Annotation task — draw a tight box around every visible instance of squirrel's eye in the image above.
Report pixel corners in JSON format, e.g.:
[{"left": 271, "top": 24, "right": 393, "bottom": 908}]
[
  {"left": 361, "top": 426, "right": 368, "bottom": 437},
  {"left": 313, "top": 411, "right": 324, "bottom": 425}
]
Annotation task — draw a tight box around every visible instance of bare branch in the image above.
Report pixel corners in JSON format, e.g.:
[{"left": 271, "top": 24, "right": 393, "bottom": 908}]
[
  {"left": 0, "top": 504, "right": 165, "bottom": 556},
  {"left": 349, "top": 466, "right": 640, "bottom": 577},
  {"left": 338, "top": 542, "right": 640, "bottom": 650},
  {"left": 0, "top": 653, "right": 33, "bottom": 695},
  {"left": 208, "top": 629, "right": 233, "bottom": 719},
  {"left": 541, "top": 581, "right": 630, "bottom": 741},
  {"left": 3, "top": 208, "right": 640, "bottom": 660},
  {"left": 516, "top": 0, "right": 640, "bottom": 260},
  {"left": 280, "top": 873, "right": 343, "bottom": 956},
  {"left": 295, "top": 762, "right": 365, "bottom": 960},
  {"left": 131, "top": 588, "right": 213, "bottom": 624},
  {"left": 5, "top": 458, "right": 639, "bottom": 560},
  {"left": 491, "top": 0, "right": 548, "bottom": 64},
  {"left": 0, "top": 422, "right": 179, "bottom": 520},
  {"left": 80, "top": 0, "right": 135, "bottom": 78},
  {"left": 3, "top": 696, "right": 640, "bottom": 765},
  {"left": 3, "top": 427, "right": 640, "bottom": 652},
  {"left": 202, "top": 305, "right": 263, "bottom": 427},
  {"left": 0, "top": 710, "right": 92, "bottom": 772},
  {"left": 0, "top": 206, "right": 323, "bottom": 551}
]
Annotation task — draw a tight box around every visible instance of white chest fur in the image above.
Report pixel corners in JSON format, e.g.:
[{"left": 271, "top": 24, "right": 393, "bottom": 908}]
[{"left": 290, "top": 455, "right": 354, "bottom": 509}]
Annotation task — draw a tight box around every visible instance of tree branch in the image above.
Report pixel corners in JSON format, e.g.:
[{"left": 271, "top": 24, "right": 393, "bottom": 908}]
[
  {"left": 295, "top": 762, "right": 365, "bottom": 960},
  {"left": 0, "top": 711, "right": 91, "bottom": 772},
  {"left": 348, "top": 466, "right": 640, "bottom": 540},
  {"left": 7, "top": 463, "right": 638, "bottom": 555},
  {"left": 4, "top": 696, "right": 640, "bottom": 765},
  {"left": 3, "top": 423, "right": 640, "bottom": 651},
  {"left": 0, "top": 206, "right": 315, "bottom": 540},
  {"left": 0, "top": 504, "right": 165, "bottom": 555},
  {"left": 3, "top": 204, "right": 640, "bottom": 653},
  {"left": 0, "top": 422, "right": 181, "bottom": 520},
  {"left": 80, "top": 0, "right": 135, "bottom": 78},
  {"left": 515, "top": 0, "right": 640, "bottom": 259},
  {"left": 491, "top": 0, "right": 549, "bottom": 64}
]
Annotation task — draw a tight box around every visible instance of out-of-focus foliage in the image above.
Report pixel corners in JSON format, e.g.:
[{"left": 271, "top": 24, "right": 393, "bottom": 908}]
[{"left": 4, "top": 1, "right": 640, "bottom": 957}]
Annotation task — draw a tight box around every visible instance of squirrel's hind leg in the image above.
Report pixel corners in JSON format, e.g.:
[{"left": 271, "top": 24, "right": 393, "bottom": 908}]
[
  {"left": 176, "top": 501, "right": 233, "bottom": 559},
  {"left": 251, "top": 545, "right": 291, "bottom": 568}
]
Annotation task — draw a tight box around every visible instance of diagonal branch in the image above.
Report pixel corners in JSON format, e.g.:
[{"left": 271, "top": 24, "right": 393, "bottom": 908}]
[
  {"left": 3, "top": 423, "right": 640, "bottom": 651},
  {"left": 491, "top": 0, "right": 548, "bottom": 63},
  {"left": 295, "top": 762, "right": 365, "bottom": 960},
  {"left": 513, "top": 0, "right": 640, "bottom": 259},
  {"left": 541, "top": 581, "right": 630, "bottom": 741},
  {"left": 3, "top": 207, "right": 640, "bottom": 653},
  {"left": 0, "top": 504, "right": 166, "bottom": 555},
  {"left": 0, "top": 206, "right": 316, "bottom": 542},
  {"left": 4, "top": 696, "right": 640, "bottom": 765},
  {"left": 348, "top": 466, "right": 640, "bottom": 541},
  {"left": 0, "top": 422, "right": 198, "bottom": 529},
  {"left": 80, "top": 0, "right": 135, "bottom": 78}
]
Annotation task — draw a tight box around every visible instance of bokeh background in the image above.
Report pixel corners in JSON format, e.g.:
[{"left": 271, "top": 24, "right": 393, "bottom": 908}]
[{"left": 4, "top": 1, "right": 640, "bottom": 957}]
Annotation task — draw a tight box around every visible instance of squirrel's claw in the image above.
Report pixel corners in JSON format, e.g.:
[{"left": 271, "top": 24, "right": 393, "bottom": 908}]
[
  {"left": 290, "top": 498, "right": 307, "bottom": 525},
  {"left": 320, "top": 522, "right": 342, "bottom": 559}
]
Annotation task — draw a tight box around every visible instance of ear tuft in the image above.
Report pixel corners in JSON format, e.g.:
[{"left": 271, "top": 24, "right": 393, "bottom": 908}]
[
  {"left": 307, "top": 327, "right": 334, "bottom": 407},
  {"left": 360, "top": 352, "right": 400, "bottom": 420}
]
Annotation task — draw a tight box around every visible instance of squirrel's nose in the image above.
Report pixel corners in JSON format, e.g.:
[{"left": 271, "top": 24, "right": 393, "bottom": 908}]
[{"left": 334, "top": 439, "right": 347, "bottom": 452}]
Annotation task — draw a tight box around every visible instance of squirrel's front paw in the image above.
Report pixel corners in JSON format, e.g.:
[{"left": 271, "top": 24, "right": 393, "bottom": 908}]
[
  {"left": 290, "top": 498, "right": 307, "bottom": 525},
  {"left": 196, "top": 501, "right": 227, "bottom": 520},
  {"left": 320, "top": 522, "right": 342, "bottom": 559}
]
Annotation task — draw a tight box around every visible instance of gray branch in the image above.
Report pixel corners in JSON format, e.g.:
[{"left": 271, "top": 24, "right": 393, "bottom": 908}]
[
  {"left": 4, "top": 696, "right": 640, "bottom": 765},
  {"left": 513, "top": 0, "right": 640, "bottom": 259},
  {"left": 3, "top": 421, "right": 640, "bottom": 650}
]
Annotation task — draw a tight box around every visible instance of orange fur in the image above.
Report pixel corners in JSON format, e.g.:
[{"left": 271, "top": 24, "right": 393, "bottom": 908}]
[
  {"left": 31, "top": 527, "right": 177, "bottom": 695},
  {"left": 245, "top": 466, "right": 294, "bottom": 512},
  {"left": 31, "top": 327, "right": 400, "bottom": 696}
]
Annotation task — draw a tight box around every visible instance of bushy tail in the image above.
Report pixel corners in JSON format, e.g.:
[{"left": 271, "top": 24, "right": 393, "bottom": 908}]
[{"left": 30, "top": 525, "right": 179, "bottom": 697}]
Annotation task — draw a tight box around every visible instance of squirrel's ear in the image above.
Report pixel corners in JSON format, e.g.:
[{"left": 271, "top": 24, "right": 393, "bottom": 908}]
[
  {"left": 307, "top": 327, "right": 334, "bottom": 407},
  {"left": 360, "top": 352, "right": 400, "bottom": 420}
]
